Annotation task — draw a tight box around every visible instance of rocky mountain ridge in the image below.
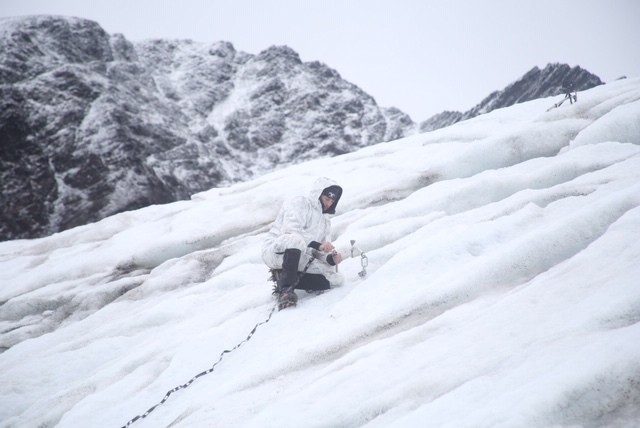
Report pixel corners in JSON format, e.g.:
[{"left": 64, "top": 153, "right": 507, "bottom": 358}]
[
  {"left": 0, "top": 15, "right": 414, "bottom": 241},
  {"left": 419, "top": 63, "right": 603, "bottom": 131},
  {"left": 0, "top": 15, "right": 604, "bottom": 241}
]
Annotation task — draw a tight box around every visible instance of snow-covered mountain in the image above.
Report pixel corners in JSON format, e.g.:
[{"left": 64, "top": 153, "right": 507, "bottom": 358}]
[
  {"left": 1, "top": 15, "right": 608, "bottom": 244},
  {"left": 419, "top": 63, "right": 603, "bottom": 132},
  {"left": 0, "top": 15, "right": 414, "bottom": 242},
  {"left": 1, "top": 76, "right": 639, "bottom": 428}
]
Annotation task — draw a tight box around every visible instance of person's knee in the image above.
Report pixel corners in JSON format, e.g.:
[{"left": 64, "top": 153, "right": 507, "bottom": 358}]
[{"left": 280, "top": 234, "right": 306, "bottom": 252}]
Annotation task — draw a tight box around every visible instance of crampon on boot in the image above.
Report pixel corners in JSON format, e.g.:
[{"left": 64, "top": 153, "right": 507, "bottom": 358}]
[
  {"left": 277, "top": 287, "right": 298, "bottom": 310},
  {"left": 270, "top": 270, "right": 299, "bottom": 309}
]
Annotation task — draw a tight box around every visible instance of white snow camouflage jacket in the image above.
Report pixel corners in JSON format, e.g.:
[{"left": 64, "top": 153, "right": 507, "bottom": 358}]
[
  {"left": 264, "top": 177, "right": 343, "bottom": 248},
  {"left": 261, "top": 177, "right": 344, "bottom": 276}
]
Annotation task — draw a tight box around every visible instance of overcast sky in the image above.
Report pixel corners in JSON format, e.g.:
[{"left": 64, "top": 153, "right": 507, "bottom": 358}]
[{"left": 2, "top": 0, "right": 639, "bottom": 120}]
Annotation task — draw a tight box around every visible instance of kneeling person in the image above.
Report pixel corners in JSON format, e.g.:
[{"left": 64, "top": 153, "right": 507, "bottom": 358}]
[{"left": 261, "top": 177, "right": 344, "bottom": 309}]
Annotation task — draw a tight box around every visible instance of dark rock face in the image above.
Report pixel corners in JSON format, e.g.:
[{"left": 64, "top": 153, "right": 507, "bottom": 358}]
[
  {"left": 420, "top": 63, "right": 603, "bottom": 132},
  {"left": 1, "top": 17, "right": 192, "bottom": 239},
  {"left": 0, "top": 16, "right": 415, "bottom": 241}
]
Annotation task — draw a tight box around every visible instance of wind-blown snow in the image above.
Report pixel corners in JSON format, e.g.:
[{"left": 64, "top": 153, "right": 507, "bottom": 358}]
[{"left": 1, "top": 78, "right": 640, "bottom": 428}]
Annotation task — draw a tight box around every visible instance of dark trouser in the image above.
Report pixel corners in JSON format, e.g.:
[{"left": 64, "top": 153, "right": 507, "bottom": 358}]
[
  {"left": 277, "top": 248, "right": 330, "bottom": 292},
  {"left": 296, "top": 273, "right": 330, "bottom": 291}
]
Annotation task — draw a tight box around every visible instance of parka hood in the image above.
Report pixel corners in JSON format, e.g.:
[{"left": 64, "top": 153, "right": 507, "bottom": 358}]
[{"left": 309, "top": 177, "right": 342, "bottom": 214}]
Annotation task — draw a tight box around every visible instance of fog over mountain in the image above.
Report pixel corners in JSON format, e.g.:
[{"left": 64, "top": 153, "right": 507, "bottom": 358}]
[{"left": 1, "top": 15, "right": 602, "bottom": 242}]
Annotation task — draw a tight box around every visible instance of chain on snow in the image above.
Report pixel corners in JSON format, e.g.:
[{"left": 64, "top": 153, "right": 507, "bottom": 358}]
[
  {"left": 120, "top": 302, "right": 278, "bottom": 428},
  {"left": 121, "top": 242, "right": 368, "bottom": 427}
]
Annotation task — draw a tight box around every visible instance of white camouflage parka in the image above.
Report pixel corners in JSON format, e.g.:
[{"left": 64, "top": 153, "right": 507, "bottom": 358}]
[{"left": 261, "top": 177, "right": 343, "bottom": 275}]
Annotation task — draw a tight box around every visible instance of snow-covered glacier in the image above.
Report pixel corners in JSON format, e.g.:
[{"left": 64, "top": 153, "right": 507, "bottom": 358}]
[{"left": 1, "top": 77, "right": 639, "bottom": 428}]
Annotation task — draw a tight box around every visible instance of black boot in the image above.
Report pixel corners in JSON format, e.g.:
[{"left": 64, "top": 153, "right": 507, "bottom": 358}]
[{"left": 277, "top": 248, "right": 300, "bottom": 310}]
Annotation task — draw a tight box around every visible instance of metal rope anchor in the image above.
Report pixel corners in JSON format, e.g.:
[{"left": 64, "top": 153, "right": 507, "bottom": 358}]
[{"left": 350, "top": 240, "right": 368, "bottom": 278}]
